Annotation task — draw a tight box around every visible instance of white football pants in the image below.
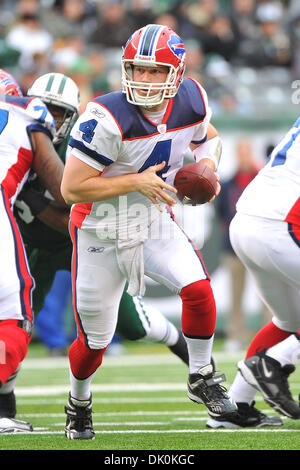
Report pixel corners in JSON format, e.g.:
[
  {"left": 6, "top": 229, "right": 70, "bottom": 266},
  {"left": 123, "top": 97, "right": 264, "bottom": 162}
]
[
  {"left": 70, "top": 211, "right": 209, "bottom": 349},
  {"left": 229, "top": 212, "right": 300, "bottom": 332}
]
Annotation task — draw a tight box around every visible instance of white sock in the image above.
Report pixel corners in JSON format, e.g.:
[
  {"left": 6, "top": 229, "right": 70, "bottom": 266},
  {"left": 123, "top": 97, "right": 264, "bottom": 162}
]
[
  {"left": 229, "top": 371, "right": 257, "bottom": 405},
  {"left": 69, "top": 366, "right": 95, "bottom": 401},
  {"left": 184, "top": 335, "right": 214, "bottom": 373},
  {"left": 267, "top": 333, "right": 300, "bottom": 366},
  {"left": 135, "top": 299, "right": 179, "bottom": 346},
  {"left": 146, "top": 319, "right": 179, "bottom": 346}
]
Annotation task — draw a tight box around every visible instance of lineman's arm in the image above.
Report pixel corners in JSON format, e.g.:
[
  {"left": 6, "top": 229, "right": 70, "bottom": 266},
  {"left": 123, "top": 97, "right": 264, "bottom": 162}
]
[
  {"left": 30, "top": 131, "right": 67, "bottom": 206},
  {"left": 15, "top": 184, "right": 70, "bottom": 235},
  {"left": 61, "top": 154, "right": 177, "bottom": 209},
  {"left": 37, "top": 202, "right": 70, "bottom": 235}
]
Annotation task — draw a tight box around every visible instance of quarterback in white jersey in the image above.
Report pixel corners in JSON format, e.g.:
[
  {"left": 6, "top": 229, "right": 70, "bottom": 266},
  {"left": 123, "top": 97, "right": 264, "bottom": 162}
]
[
  {"left": 61, "top": 24, "right": 237, "bottom": 441},
  {"left": 0, "top": 69, "right": 66, "bottom": 433},
  {"left": 68, "top": 76, "right": 211, "bottom": 234},
  {"left": 208, "top": 118, "right": 300, "bottom": 428}
]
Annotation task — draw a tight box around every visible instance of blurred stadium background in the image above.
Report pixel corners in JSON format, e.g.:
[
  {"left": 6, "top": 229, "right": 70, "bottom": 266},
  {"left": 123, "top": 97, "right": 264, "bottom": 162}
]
[{"left": 2, "top": 0, "right": 300, "bottom": 350}]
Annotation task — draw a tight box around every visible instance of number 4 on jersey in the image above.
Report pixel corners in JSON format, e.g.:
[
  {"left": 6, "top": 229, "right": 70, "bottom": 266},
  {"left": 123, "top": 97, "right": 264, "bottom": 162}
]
[
  {"left": 138, "top": 140, "right": 171, "bottom": 180},
  {"left": 79, "top": 119, "right": 97, "bottom": 143}
]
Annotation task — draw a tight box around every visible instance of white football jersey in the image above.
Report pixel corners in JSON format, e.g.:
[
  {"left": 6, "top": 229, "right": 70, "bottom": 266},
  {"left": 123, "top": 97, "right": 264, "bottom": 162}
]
[
  {"left": 236, "top": 117, "right": 300, "bottom": 225},
  {"left": 69, "top": 78, "right": 212, "bottom": 235},
  {"left": 0, "top": 94, "right": 55, "bottom": 203}
]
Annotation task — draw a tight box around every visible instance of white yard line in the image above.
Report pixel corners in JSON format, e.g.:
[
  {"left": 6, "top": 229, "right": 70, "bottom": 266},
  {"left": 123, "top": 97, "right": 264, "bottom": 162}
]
[
  {"left": 20, "top": 409, "right": 279, "bottom": 418},
  {"left": 8, "top": 428, "right": 299, "bottom": 435},
  {"left": 21, "top": 352, "right": 242, "bottom": 370},
  {"left": 15, "top": 383, "right": 186, "bottom": 396}
]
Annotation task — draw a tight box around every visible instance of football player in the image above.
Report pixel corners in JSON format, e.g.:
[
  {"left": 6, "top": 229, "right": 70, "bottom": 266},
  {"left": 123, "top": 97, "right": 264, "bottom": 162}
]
[
  {"left": 61, "top": 24, "right": 237, "bottom": 440},
  {"left": 0, "top": 69, "right": 65, "bottom": 433},
  {"left": 207, "top": 118, "right": 300, "bottom": 428},
  {"left": 11, "top": 73, "right": 198, "bottom": 412}
]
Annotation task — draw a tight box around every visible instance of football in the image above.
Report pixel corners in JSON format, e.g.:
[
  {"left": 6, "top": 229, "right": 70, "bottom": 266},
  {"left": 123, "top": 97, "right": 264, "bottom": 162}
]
[{"left": 174, "top": 161, "right": 218, "bottom": 205}]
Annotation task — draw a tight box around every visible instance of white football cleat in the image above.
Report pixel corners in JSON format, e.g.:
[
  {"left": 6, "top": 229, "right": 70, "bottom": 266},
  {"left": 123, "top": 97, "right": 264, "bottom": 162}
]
[{"left": 0, "top": 417, "right": 33, "bottom": 433}]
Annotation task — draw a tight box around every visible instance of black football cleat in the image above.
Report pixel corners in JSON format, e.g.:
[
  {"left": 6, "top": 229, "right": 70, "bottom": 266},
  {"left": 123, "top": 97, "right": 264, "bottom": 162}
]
[
  {"left": 206, "top": 401, "right": 283, "bottom": 428},
  {"left": 65, "top": 393, "right": 95, "bottom": 440},
  {"left": 238, "top": 350, "right": 300, "bottom": 419},
  {"left": 187, "top": 364, "right": 237, "bottom": 418}
]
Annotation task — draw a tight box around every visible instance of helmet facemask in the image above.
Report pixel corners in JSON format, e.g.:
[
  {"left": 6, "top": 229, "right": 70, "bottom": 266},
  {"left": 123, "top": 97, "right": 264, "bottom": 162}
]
[
  {"left": 46, "top": 102, "right": 79, "bottom": 144},
  {"left": 122, "top": 60, "right": 182, "bottom": 108}
]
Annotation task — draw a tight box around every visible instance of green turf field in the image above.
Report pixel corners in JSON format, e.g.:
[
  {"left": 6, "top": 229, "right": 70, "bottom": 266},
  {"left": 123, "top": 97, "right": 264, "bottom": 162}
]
[{"left": 0, "top": 340, "right": 299, "bottom": 452}]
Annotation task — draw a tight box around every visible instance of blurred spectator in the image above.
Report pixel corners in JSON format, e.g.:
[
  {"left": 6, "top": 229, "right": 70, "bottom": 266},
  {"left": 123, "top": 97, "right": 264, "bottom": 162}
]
[
  {"left": 228, "top": 0, "right": 258, "bottom": 55},
  {"left": 0, "top": 39, "right": 20, "bottom": 69},
  {"left": 178, "top": 0, "right": 220, "bottom": 42},
  {"left": 50, "top": 34, "right": 85, "bottom": 74},
  {"left": 154, "top": 12, "right": 179, "bottom": 31},
  {"left": 287, "top": 0, "right": 300, "bottom": 20},
  {"left": 66, "top": 57, "right": 94, "bottom": 111},
  {"left": 184, "top": 39, "right": 205, "bottom": 83},
  {"left": 216, "top": 138, "right": 260, "bottom": 352},
  {"left": 128, "top": 0, "right": 156, "bottom": 29},
  {"left": 16, "top": 64, "right": 40, "bottom": 95},
  {"left": 40, "top": 0, "right": 99, "bottom": 41},
  {"left": 88, "top": 0, "right": 137, "bottom": 49},
  {"left": 289, "top": 13, "right": 300, "bottom": 79},
  {"left": 87, "top": 46, "right": 111, "bottom": 97},
  {"left": 5, "top": 0, "right": 53, "bottom": 69},
  {"left": 236, "top": 1, "right": 292, "bottom": 67},
  {"left": 203, "top": 55, "right": 240, "bottom": 115},
  {"left": 201, "top": 13, "right": 239, "bottom": 62}
]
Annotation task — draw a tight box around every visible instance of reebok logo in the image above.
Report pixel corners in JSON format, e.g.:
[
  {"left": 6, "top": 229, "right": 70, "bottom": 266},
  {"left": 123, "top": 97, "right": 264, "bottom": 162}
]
[{"left": 87, "top": 247, "right": 104, "bottom": 253}]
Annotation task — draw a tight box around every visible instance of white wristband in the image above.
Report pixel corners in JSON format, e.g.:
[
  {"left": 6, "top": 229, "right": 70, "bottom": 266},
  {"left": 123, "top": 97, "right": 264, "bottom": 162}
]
[{"left": 193, "top": 136, "right": 222, "bottom": 169}]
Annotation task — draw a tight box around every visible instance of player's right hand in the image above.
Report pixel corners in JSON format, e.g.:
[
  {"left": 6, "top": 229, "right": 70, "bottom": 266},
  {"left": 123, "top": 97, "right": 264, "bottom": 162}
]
[{"left": 136, "top": 161, "right": 177, "bottom": 210}]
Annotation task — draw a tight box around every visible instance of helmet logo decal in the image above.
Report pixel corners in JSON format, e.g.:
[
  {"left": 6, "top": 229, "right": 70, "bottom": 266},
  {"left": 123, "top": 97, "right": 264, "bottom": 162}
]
[
  {"left": 167, "top": 34, "right": 185, "bottom": 60},
  {"left": 0, "top": 69, "right": 22, "bottom": 97}
]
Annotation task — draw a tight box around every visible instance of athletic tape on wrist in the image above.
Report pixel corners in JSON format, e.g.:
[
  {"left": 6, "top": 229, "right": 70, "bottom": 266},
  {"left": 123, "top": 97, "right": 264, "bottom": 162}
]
[{"left": 193, "top": 136, "right": 222, "bottom": 170}]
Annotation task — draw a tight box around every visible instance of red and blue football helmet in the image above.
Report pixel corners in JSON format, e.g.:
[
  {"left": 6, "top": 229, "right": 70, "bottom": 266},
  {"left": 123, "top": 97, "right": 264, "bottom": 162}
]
[
  {"left": 0, "top": 69, "right": 23, "bottom": 97},
  {"left": 121, "top": 24, "right": 186, "bottom": 107}
]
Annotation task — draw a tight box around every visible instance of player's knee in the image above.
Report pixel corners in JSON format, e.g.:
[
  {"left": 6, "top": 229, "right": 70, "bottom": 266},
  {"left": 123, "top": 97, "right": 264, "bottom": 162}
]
[
  {"left": 180, "top": 279, "right": 215, "bottom": 305},
  {"left": 69, "top": 337, "right": 107, "bottom": 379},
  {"left": 0, "top": 322, "right": 29, "bottom": 384},
  {"left": 180, "top": 280, "right": 216, "bottom": 337}
]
